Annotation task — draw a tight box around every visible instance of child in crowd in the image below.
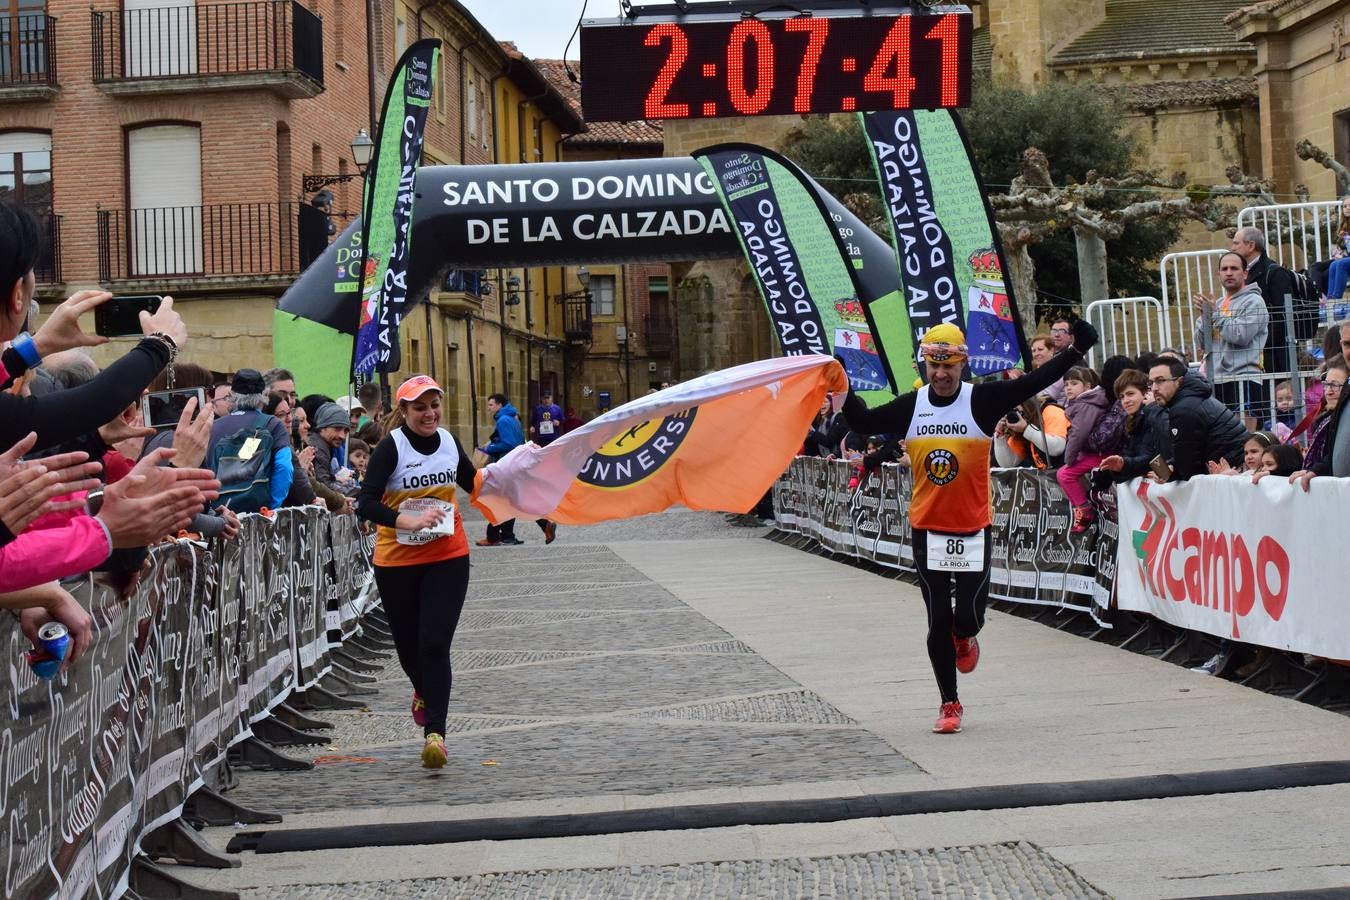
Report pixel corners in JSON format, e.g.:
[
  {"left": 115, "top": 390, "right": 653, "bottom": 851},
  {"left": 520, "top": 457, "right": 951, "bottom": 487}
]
[
  {"left": 1259, "top": 443, "right": 1303, "bottom": 478},
  {"left": 1273, "top": 381, "right": 1297, "bottom": 434},
  {"left": 1210, "top": 430, "right": 1277, "bottom": 475},
  {"left": 1057, "top": 366, "right": 1109, "bottom": 533},
  {"left": 347, "top": 438, "right": 370, "bottom": 488}
]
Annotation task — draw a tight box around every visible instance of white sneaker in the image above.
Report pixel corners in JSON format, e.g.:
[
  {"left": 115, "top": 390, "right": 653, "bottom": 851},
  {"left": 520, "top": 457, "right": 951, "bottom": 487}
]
[{"left": 1190, "top": 654, "right": 1223, "bottom": 676}]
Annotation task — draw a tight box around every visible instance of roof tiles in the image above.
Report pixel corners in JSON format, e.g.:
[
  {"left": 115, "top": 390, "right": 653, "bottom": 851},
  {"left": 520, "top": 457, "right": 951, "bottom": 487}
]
[{"left": 1052, "top": 0, "right": 1256, "bottom": 66}]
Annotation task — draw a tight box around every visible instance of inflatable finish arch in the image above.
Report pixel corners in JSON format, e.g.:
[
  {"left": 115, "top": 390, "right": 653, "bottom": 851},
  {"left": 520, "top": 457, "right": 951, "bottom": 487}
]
[{"left": 279, "top": 156, "right": 897, "bottom": 353}]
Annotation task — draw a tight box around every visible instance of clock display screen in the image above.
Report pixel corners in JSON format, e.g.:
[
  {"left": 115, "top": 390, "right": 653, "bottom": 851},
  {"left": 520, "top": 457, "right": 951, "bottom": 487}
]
[{"left": 580, "top": 11, "right": 971, "bottom": 122}]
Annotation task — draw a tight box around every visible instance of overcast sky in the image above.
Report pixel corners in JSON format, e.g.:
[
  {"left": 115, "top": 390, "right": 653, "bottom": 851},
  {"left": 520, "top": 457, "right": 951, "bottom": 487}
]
[{"left": 460, "top": 0, "right": 626, "bottom": 62}]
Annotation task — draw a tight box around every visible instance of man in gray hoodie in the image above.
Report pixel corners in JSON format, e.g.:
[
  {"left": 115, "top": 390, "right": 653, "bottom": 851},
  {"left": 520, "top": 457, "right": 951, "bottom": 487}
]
[{"left": 1192, "top": 250, "right": 1270, "bottom": 426}]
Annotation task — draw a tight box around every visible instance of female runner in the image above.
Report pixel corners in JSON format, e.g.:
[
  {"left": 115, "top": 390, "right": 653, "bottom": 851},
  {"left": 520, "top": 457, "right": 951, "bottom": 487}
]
[{"left": 357, "top": 375, "right": 476, "bottom": 768}]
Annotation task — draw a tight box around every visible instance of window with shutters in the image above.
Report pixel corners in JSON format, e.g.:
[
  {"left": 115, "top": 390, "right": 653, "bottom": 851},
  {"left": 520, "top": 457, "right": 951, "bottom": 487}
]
[
  {"left": 127, "top": 123, "right": 202, "bottom": 276},
  {"left": 589, "top": 274, "right": 616, "bottom": 318}
]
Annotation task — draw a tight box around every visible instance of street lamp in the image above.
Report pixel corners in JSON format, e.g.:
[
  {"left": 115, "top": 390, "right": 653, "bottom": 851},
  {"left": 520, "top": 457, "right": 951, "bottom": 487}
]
[
  {"left": 504, "top": 273, "right": 522, "bottom": 305},
  {"left": 303, "top": 128, "right": 377, "bottom": 193},
  {"left": 350, "top": 128, "right": 374, "bottom": 174}
]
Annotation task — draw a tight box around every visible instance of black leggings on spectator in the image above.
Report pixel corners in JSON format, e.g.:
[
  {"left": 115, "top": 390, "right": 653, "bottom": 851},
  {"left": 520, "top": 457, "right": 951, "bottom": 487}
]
[
  {"left": 911, "top": 527, "right": 993, "bottom": 704},
  {"left": 373, "top": 555, "right": 470, "bottom": 737}
]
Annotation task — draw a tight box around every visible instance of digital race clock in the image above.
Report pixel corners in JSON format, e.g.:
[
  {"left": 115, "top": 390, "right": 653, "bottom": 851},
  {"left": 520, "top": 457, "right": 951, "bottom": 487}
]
[{"left": 580, "top": 5, "right": 972, "bottom": 123}]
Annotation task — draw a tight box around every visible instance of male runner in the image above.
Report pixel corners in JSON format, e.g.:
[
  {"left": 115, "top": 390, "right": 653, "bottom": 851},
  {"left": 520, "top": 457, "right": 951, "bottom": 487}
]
[{"left": 841, "top": 319, "right": 1099, "bottom": 733}]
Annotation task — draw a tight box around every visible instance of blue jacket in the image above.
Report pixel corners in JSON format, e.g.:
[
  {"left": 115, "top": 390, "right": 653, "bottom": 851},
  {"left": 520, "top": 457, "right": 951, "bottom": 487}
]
[{"left": 484, "top": 403, "right": 524, "bottom": 461}]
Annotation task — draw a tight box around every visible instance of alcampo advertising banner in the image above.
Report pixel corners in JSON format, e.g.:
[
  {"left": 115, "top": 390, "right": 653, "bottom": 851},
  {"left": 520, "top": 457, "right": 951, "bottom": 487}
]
[{"left": 1116, "top": 476, "right": 1344, "bottom": 656}]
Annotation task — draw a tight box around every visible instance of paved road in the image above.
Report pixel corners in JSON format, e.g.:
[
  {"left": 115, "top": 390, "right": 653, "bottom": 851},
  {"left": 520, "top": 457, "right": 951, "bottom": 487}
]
[{"left": 195, "top": 508, "right": 1350, "bottom": 898}]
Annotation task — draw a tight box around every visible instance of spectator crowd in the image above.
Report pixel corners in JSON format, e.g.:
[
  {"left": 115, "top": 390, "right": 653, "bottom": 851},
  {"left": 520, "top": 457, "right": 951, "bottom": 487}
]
[{"left": 0, "top": 203, "right": 582, "bottom": 677}]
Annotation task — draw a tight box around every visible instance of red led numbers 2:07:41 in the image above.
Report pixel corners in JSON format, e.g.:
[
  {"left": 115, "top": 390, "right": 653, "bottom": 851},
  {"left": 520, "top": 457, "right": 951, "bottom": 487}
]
[{"left": 580, "top": 12, "right": 971, "bottom": 123}]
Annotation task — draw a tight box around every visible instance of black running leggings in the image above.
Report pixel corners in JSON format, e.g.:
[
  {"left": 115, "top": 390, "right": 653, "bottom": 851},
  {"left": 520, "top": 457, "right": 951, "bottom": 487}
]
[
  {"left": 373, "top": 555, "right": 470, "bottom": 736},
  {"left": 911, "top": 527, "right": 993, "bottom": 704}
]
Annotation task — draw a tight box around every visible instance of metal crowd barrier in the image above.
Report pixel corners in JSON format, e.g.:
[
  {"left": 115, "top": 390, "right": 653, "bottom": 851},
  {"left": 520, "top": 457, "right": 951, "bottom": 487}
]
[
  {"left": 0, "top": 507, "right": 379, "bottom": 899},
  {"left": 1083, "top": 296, "right": 1168, "bottom": 370},
  {"left": 772, "top": 459, "right": 1118, "bottom": 618}
]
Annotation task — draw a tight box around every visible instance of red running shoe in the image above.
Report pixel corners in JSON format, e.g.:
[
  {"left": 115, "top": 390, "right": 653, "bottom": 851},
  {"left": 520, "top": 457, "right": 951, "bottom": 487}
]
[
  {"left": 1071, "top": 504, "right": 1096, "bottom": 534},
  {"left": 932, "top": 701, "right": 964, "bottom": 734},
  {"left": 954, "top": 634, "right": 980, "bottom": 674},
  {"left": 411, "top": 691, "right": 427, "bottom": 727},
  {"left": 476, "top": 538, "right": 501, "bottom": 547}
]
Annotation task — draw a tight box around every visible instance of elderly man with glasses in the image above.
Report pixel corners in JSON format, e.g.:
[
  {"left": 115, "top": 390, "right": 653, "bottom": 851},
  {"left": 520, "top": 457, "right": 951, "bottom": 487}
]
[
  {"left": 1292, "top": 321, "right": 1350, "bottom": 487},
  {"left": 1147, "top": 357, "right": 1247, "bottom": 480}
]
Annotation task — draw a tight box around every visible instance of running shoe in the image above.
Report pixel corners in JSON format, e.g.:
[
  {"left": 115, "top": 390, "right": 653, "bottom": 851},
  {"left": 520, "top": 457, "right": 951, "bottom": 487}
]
[
  {"left": 541, "top": 520, "right": 557, "bottom": 544},
  {"left": 954, "top": 635, "right": 980, "bottom": 674},
  {"left": 411, "top": 691, "right": 427, "bottom": 727},
  {"left": 421, "top": 733, "right": 448, "bottom": 769},
  {"left": 476, "top": 538, "right": 501, "bottom": 547},
  {"left": 933, "top": 701, "right": 964, "bottom": 734},
  {"left": 1071, "top": 504, "right": 1096, "bottom": 534}
]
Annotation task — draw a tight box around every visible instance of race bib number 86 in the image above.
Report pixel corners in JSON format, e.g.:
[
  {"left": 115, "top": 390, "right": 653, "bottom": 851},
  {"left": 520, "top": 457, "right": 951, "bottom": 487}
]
[{"left": 926, "top": 531, "right": 984, "bottom": 572}]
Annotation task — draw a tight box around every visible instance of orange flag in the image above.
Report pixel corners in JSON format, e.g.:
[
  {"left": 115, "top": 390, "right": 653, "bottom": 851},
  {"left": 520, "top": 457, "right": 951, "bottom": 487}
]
[{"left": 472, "top": 355, "right": 848, "bottom": 526}]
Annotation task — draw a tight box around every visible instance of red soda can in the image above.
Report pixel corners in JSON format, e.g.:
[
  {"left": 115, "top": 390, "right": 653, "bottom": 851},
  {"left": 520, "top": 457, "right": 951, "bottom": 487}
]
[{"left": 26, "top": 622, "right": 70, "bottom": 680}]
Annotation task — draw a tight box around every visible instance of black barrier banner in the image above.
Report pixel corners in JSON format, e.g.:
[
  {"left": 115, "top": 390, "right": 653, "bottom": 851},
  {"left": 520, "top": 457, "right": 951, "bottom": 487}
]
[
  {"left": 0, "top": 511, "right": 377, "bottom": 898},
  {"left": 775, "top": 459, "right": 1114, "bottom": 617}
]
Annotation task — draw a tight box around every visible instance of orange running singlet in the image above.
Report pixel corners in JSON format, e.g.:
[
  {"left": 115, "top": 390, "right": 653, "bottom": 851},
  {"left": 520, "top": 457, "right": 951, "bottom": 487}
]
[{"left": 904, "top": 384, "right": 993, "bottom": 533}]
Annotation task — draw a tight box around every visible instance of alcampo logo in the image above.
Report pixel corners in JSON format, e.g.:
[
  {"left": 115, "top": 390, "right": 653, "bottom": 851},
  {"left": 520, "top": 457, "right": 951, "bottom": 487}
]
[
  {"left": 578, "top": 408, "right": 698, "bottom": 488},
  {"left": 923, "top": 448, "right": 958, "bottom": 486},
  {"left": 1131, "top": 482, "right": 1290, "bottom": 638}
]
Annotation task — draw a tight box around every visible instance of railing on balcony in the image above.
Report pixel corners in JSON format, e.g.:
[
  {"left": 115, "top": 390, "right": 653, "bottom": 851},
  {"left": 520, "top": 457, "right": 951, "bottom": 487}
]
[
  {"left": 562, "top": 291, "right": 592, "bottom": 342},
  {"left": 645, "top": 308, "right": 673, "bottom": 353},
  {"left": 33, "top": 211, "right": 61, "bottom": 283},
  {"left": 97, "top": 202, "right": 305, "bottom": 281},
  {"left": 0, "top": 14, "right": 56, "bottom": 86},
  {"left": 91, "top": 0, "right": 322, "bottom": 86}
]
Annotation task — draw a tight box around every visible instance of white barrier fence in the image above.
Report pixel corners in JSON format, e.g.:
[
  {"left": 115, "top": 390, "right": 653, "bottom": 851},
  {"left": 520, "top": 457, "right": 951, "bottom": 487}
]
[{"left": 1084, "top": 296, "right": 1168, "bottom": 370}]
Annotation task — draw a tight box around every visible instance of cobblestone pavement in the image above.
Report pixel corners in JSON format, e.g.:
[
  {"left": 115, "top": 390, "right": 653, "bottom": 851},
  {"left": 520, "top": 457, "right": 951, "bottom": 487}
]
[
  {"left": 224, "top": 510, "right": 920, "bottom": 816},
  {"left": 242, "top": 841, "right": 1107, "bottom": 899}
]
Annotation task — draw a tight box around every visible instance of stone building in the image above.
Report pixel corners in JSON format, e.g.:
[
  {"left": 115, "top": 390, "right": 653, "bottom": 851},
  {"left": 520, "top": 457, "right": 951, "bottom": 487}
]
[{"left": 1228, "top": 0, "right": 1350, "bottom": 199}]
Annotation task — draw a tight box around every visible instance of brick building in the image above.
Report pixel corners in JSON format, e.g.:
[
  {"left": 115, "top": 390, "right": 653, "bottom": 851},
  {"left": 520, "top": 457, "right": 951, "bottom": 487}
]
[{"left": 2, "top": 0, "right": 582, "bottom": 441}]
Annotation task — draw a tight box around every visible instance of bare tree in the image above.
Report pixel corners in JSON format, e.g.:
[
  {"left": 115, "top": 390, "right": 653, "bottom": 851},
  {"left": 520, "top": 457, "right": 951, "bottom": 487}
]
[
  {"left": 988, "top": 148, "right": 1271, "bottom": 336},
  {"left": 1296, "top": 139, "right": 1350, "bottom": 196}
]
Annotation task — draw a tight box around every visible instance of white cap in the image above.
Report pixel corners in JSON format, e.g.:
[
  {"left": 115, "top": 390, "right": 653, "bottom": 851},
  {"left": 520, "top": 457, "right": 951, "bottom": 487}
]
[{"left": 335, "top": 395, "right": 364, "bottom": 413}]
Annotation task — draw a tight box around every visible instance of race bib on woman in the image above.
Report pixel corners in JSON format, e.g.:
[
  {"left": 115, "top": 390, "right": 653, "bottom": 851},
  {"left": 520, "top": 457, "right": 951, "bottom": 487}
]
[{"left": 395, "top": 497, "right": 455, "bottom": 545}]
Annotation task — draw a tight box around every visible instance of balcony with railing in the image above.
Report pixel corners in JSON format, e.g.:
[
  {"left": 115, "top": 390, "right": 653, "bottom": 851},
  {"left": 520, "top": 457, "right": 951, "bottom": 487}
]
[
  {"left": 562, "top": 290, "right": 593, "bottom": 343},
  {"left": 97, "top": 202, "right": 313, "bottom": 289},
  {"left": 91, "top": 0, "right": 323, "bottom": 98},
  {"left": 0, "top": 14, "right": 57, "bottom": 100}
]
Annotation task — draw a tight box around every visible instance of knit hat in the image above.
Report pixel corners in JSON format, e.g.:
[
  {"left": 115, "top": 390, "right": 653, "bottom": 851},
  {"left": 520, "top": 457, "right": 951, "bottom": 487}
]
[
  {"left": 313, "top": 401, "right": 349, "bottom": 431},
  {"left": 918, "top": 323, "right": 968, "bottom": 364},
  {"left": 231, "top": 368, "right": 266, "bottom": 395}
]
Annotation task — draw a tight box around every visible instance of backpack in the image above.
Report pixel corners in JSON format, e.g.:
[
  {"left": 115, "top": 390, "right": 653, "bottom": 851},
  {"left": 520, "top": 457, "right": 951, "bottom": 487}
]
[
  {"left": 210, "top": 411, "right": 275, "bottom": 513},
  {"left": 1087, "top": 399, "right": 1127, "bottom": 455},
  {"left": 1261, "top": 264, "right": 1320, "bottom": 342}
]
